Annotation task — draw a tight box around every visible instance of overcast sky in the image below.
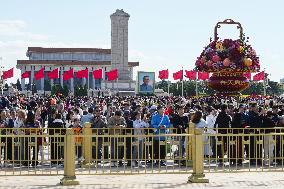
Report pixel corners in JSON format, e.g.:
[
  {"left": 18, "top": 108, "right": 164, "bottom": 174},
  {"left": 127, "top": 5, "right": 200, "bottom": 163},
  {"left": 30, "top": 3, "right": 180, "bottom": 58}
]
[{"left": 0, "top": 0, "right": 283, "bottom": 83}]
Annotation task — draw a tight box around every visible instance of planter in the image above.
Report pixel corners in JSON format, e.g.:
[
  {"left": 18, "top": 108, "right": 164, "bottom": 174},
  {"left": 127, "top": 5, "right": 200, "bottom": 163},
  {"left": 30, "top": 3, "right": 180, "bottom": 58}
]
[{"left": 208, "top": 71, "right": 249, "bottom": 96}]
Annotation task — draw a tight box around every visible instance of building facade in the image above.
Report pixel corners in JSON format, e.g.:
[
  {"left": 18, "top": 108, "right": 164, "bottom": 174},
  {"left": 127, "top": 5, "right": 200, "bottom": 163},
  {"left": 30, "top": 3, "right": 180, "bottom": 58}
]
[{"left": 16, "top": 9, "right": 139, "bottom": 93}]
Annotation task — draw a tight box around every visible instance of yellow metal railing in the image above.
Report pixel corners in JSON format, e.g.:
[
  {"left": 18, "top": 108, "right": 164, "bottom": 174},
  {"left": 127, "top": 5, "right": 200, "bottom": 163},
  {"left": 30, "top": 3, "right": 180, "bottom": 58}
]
[
  {"left": 2, "top": 123, "right": 284, "bottom": 185},
  {"left": 201, "top": 128, "right": 284, "bottom": 172}
]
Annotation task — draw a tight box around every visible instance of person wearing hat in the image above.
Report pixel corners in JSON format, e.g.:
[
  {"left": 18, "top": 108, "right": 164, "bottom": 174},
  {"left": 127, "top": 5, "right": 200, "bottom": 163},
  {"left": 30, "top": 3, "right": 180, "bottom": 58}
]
[{"left": 151, "top": 105, "right": 170, "bottom": 166}]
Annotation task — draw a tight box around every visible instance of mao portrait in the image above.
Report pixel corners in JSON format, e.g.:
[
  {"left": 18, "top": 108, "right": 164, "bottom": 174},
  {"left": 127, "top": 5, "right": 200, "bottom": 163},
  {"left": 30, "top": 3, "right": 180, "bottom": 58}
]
[{"left": 138, "top": 72, "right": 155, "bottom": 94}]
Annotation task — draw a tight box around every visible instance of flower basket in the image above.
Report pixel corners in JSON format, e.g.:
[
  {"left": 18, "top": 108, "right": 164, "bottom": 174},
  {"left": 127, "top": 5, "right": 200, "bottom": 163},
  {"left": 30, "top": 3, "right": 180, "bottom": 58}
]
[{"left": 195, "top": 19, "right": 260, "bottom": 96}]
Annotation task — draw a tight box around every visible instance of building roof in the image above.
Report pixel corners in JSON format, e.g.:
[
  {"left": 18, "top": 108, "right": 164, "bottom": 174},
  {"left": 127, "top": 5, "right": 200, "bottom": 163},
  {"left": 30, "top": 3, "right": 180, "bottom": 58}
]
[
  {"left": 17, "top": 60, "right": 139, "bottom": 67},
  {"left": 27, "top": 47, "right": 111, "bottom": 55}
]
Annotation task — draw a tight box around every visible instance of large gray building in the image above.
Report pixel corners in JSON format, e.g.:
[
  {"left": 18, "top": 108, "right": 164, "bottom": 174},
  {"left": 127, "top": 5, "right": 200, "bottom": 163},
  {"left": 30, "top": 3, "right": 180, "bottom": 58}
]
[{"left": 16, "top": 9, "right": 139, "bottom": 93}]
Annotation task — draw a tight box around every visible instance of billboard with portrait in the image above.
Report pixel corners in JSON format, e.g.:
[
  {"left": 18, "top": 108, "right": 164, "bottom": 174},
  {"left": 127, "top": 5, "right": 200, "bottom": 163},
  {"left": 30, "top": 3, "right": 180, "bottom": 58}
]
[{"left": 137, "top": 71, "right": 155, "bottom": 94}]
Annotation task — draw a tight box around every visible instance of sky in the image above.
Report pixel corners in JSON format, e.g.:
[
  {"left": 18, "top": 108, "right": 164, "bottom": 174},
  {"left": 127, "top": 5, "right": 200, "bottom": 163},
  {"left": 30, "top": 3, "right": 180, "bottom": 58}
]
[{"left": 0, "top": 0, "right": 284, "bottom": 83}]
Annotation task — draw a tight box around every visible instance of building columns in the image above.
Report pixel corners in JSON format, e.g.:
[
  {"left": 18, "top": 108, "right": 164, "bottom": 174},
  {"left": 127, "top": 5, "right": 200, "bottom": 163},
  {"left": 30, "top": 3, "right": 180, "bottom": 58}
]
[
  {"left": 70, "top": 78, "right": 74, "bottom": 93},
  {"left": 41, "top": 77, "right": 44, "bottom": 91},
  {"left": 50, "top": 79, "right": 54, "bottom": 88},
  {"left": 21, "top": 68, "right": 25, "bottom": 91},
  {"left": 60, "top": 68, "right": 64, "bottom": 87},
  {"left": 30, "top": 66, "right": 34, "bottom": 89}
]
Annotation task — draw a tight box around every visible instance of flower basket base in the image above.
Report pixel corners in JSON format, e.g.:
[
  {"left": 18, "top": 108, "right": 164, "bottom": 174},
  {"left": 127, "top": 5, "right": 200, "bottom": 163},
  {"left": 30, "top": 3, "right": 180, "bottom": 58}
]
[{"left": 208, "top": 72, "right": 249, "bottom": 96}]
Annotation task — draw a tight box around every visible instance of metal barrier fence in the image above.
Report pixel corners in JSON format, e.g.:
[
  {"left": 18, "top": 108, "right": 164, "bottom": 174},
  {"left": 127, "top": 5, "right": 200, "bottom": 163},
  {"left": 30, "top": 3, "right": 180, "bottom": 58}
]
[
  {"left": 0, "top": 123, "right": 207, "bottom": 184},
  {"left": 1, "top": 123, "right": 284, "bottom": 185},
  {"left": 202, "top": 128, "right": 284, "bottom": 172}
]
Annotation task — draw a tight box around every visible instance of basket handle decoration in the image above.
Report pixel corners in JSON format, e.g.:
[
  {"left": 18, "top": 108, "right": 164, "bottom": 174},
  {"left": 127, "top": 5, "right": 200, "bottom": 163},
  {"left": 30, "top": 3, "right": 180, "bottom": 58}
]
[{"left": 214, "top": 19, "right": 243, "bottom": 41}]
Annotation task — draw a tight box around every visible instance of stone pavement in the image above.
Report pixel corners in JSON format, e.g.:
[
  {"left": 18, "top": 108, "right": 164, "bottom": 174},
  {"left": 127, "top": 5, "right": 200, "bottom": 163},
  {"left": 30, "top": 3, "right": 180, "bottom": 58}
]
[{"left": 1, "top": 172, "right": 284, "bottom": 189}]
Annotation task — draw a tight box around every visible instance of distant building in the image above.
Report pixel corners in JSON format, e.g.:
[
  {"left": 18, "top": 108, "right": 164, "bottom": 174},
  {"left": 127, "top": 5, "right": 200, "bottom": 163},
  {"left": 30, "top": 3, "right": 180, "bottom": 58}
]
[
  {"left": 280, "top": 78, "right": 284, "bottom": 84},
  {"left": 16, "top": 9, "right": 139, "bottom": 93}
]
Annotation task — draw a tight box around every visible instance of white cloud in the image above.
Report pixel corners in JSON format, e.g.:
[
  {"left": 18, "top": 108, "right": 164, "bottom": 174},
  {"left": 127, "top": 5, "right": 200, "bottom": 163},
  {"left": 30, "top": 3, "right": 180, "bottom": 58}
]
[{"left": 0, "top": 20, "right": 48, "bottom": 40}]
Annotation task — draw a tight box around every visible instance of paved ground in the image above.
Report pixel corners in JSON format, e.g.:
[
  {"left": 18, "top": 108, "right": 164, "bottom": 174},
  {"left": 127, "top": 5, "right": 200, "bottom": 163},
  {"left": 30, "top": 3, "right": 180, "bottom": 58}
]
[{"left": 1, "top": 172, "right": 284, "bottom": 189}]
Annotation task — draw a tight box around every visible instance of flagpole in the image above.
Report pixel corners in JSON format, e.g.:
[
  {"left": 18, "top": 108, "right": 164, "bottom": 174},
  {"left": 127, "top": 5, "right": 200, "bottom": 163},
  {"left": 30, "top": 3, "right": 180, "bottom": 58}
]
[
  {"left": 167, "top": 79, "right": 170, "bottom": 95},
  {"left": 116, "top": 78, "right": 118, "bottom": 93},
  {"left": 195, "top": 71, "right": 198, "bottom": 97},
  {"left": 263, "top": 69, "right": 266, "bottom": 96},
  {"left": 87, "top": 72, "right": 90, "bottom": 96},
  {"left": 181, "top": 67, "right": 184, "bottom": 97},
  {"left": 0, "top": 61, "right": 4, "bottom": 95}
]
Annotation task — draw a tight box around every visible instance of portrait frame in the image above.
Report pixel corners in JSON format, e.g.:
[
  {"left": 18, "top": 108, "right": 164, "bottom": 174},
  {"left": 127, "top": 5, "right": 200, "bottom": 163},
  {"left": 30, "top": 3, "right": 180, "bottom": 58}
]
[{"left": 137, "top": 71, "right": 155, "bottom": 95}]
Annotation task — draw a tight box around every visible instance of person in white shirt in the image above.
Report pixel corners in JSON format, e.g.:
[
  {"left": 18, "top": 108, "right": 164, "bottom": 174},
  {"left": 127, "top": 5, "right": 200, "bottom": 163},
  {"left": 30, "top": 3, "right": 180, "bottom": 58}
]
[
  {"left": 132, "top": 112, "right": 149, "bottom": 167},
  {"left": 206, "top": 107, "right": 218, "bottom": 158},
  {"left": 192, "top": 111, "right": 210, "bottom": 157},
  {"left": 14, "top": 109, "right": 26, "bottom": 163}
]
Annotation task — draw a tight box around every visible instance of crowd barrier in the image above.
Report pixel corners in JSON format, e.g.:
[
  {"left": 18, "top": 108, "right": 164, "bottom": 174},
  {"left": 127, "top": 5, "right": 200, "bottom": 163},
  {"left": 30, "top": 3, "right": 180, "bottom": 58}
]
[{"left": 1, "top": 123, "right": 284, "bottom": 185}]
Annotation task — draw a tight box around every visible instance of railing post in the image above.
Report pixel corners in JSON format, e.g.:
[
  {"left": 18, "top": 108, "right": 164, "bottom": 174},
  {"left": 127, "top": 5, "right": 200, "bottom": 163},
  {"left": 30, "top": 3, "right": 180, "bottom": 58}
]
[
  {"left": 82, "top": 122, "right": 93, "bottom": 167},
  {"left": 60, "top": 128, "right": 79, "bottom": 185},
  {"left": 186, "top": 121, "right": 195, "bottom": 166},
  {"left": 188, "top": 128, "right": 209, "bottom": 183}
]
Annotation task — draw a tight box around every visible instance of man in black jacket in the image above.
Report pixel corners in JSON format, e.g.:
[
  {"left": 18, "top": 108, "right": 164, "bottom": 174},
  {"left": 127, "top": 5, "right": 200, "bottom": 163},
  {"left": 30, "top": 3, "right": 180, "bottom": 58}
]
[
  {"left": 124, "top": 110, "right": 133, "bottom": 166},
  {"left": 230, "top": 105, "right": 247, "bottom": 165},
  {"left": 248, "top": 103, "right": 263, "bottom": 165},
  {"left": 214, "top": 104, "right": 232, "bottom": 163},
  {"left": 48, "top": 113, "right": 65, "bottom": 165},
  {"left": 171, "top": 105, "right": 189, "bottom": 159}
]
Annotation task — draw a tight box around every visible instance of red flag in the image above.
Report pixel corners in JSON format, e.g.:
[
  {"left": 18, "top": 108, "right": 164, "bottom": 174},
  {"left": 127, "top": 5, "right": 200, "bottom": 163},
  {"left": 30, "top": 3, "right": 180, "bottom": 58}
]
[
  {"left": 243, "top": 72, "right": 251, "bottom": 80},
  {"left": 106, "top": 69, "right": 118, "bottom": 81},
  {"left": 253, "top": 71, "right": 265, "bottom": 81},
  {"left": 185, "top": 70, "right": 196, "bottom": 80},
  {"left": 198, "top": 72, "right": 209, "bottom": 80},
  {"left": 34, "top": 68, "right": 44, "bottom": 80},
  {"left": 76, "top": 68, "right": 88, "bottom": 79},
  {"left": 158, "top": 69, "right": 169, "bottom": 80},
  {"left": 47, "top": 68, "right": 59, "bottom": 79},
  {"left": 63, "top": 69, "right": 74, "bottom": 81},
  {"left": 2, "top": 68, "right": 14, "bottom": 80},
  {"left": 21, "top": 71, "right": 30, "bottom": 79},
  {"left": 93, "top": 69, "right": 103, "bottom": 79},
  {"left": 173, "top": 70, "right": 183, "bottom": 80}
]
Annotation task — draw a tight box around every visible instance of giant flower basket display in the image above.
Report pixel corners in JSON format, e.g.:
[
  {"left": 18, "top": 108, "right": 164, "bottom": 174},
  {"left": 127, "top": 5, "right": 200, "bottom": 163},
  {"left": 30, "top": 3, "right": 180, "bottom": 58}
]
[{"left": 195, "top": 19, "right": 260, "bottom": 96}]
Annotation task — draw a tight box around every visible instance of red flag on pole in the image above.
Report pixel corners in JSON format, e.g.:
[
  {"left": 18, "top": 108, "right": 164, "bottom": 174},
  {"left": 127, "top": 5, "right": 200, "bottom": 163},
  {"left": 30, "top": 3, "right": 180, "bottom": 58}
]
[
  {"left": 158, "top": 69, "right": 169, "bottom": 80},
  {"left": 106, "top": 69, "right": 118, "bottom": 81},
  {"left": 93, "top": 69, "right": 103, "bottom": 79},
  {"left": 243, "top": 72, "right": 251, "bottom": 80},
  {"left": 173, "top": 70, "right": 183, "bottom": 80},
  {"left": 63, "top": 69, "right": 74, "bottom": 81},
  {"left": 2, "top": 68, "right": 14, "bottom": 80},
  {"left": 185, "top": 70, "right": 196, "bottom": 80},
  {"left": 34, "top": 68, "right": 44, "bottom": 80},
  {"left": 253, "top": 71, "right": 265, "bottom": 81},
  {"left": 21, "top": 71, "right": 30, "bottom": 79},
  {"left": 47, "top": 68, "right": 59, "bottom": 79},
  {"left": 76, "top": 68, "right": 88, "bottom": 79},
  {"left": 198, "top": 72, "right": 209, "bottom": 80}
]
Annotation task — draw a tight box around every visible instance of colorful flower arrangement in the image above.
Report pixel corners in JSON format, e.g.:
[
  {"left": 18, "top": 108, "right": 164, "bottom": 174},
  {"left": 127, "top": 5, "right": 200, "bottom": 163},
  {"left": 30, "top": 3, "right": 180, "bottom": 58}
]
[{"left": 195, "top": 38, "right": 260, "bottom": 72}]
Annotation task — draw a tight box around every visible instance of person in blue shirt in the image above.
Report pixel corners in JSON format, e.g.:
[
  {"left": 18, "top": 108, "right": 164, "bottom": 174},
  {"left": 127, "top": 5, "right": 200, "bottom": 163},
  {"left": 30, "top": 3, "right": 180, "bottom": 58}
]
[
  {"left": 140, "top": 76, "right": 153, "bottom": 93},
  {"left": 151, "top": 105, "right": 170, "bottom": 166}
]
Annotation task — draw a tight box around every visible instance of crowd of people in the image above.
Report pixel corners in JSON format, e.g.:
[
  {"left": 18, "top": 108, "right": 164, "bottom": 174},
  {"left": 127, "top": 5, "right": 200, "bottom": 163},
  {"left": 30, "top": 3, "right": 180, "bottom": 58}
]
[{"left": 0, "top": 94, "right": 284, "bottom": 167}]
